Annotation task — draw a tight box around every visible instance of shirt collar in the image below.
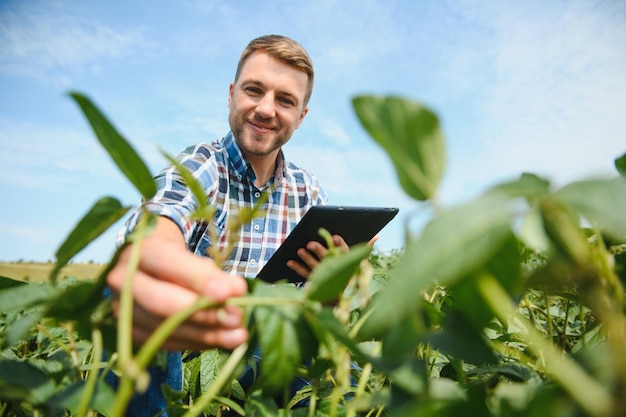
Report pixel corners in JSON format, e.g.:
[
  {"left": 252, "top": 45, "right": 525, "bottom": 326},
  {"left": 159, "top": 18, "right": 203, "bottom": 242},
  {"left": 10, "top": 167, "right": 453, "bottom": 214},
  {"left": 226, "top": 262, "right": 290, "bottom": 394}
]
[{"left": 224, "top": 131, "right": 286, "bottom": 185}]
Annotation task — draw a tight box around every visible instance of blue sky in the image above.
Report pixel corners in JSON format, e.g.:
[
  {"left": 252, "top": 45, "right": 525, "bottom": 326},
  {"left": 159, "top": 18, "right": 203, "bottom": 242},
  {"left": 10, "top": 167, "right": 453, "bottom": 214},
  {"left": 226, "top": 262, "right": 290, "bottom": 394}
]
[{"left": 1, "top": 0, "right": 625, "bottom": 263}]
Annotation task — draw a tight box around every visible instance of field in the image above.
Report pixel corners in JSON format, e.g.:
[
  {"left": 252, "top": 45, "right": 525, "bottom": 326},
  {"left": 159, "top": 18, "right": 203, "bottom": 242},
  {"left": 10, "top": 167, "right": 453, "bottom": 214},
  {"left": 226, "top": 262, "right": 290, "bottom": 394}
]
[{"left": 0, "top": 261, "right": 105, "bottom": 282}]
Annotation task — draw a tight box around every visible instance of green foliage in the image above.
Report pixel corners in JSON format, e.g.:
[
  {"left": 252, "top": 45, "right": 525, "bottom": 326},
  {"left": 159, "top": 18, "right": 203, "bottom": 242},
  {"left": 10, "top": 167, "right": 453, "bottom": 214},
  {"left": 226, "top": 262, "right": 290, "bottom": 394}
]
[
  {"left": 352, "top": 95, "right": 445, "bottom": 201},
  {"left": 1, "top": 92, "right": 625, "bottom": 417}
]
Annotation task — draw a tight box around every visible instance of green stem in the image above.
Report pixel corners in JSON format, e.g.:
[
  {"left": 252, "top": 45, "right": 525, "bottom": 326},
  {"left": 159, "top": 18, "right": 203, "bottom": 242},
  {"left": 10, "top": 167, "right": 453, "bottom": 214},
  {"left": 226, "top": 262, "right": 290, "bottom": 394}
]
[
  {"left": 132, "top": 293, "right": 300, "bottom": 373},
  {"left": 182, "top": 342, "right": 249, "bottom": 417},
  {"left": 117, "top": 216, "right": 149, "bottom": 366},
  {"left": 110, "top": 214, "right": 153, "bottom": 417},
  {"left": 477, "top": 273, "right": 612, "bottom": 417},
  {"left": 135, "top": 296, "right": 214, "bottom": 368},
  {"left": 76, "top": 327, "right": 104, "bottom": 417},
  {"left": 346, "top": 362, "right": 373, "bottom": 417}
]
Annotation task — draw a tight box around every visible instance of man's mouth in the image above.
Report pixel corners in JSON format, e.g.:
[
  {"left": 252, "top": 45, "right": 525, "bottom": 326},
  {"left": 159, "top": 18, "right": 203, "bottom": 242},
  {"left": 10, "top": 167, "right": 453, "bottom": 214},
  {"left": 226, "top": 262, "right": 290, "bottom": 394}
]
[{"left": 249, "top": 120, "right": 276, "bottom": 134}]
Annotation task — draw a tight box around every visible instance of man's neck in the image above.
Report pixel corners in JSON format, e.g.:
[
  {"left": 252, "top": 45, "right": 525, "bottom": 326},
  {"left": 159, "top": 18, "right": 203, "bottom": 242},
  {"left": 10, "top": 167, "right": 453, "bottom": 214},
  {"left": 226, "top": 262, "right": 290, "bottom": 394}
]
[{"left": 247, "top": 152, "right": 279, "bottom": 188}]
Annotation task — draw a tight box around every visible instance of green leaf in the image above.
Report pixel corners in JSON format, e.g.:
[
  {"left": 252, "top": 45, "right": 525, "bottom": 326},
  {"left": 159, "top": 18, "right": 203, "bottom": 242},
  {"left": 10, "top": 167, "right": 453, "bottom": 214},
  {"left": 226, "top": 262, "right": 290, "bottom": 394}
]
[
  {"left": 185, "top": 350, "right": 224, "bottom": 415},
  {"left": 426, "top": 310, "right": 498, "bottom": 366},
  {"left": 0, "top": 360, "right": 56, "bottom": 405},
  {"left": 46, "top": 280, "right": 105, "bottom": 322},
  {"left": 0, "top": 276, "right": 27, "bottom": 290},
  {"left": 69, "top": 92, "right": 156, "bottom": 200},
  {"left": 358, "top": 193, "right": 512, "bottom": 340},
  {"left": 556, "top": 177, "right": 626, "bottom": 241},
  {"left": 252, "top": 283, "right": 318, "bottom": 394},
  {"left": 538, "top": 196, "right": 590, "bottom": 264},
  {"left": 352, "top": 95, "right": 446, "bottom": 201},
  {"left": 244, "top": 392, "right": 281, "bottom": 417},
  {"left": 487, "top": 172, "right": 551, "bottom": 200},
  {"left": 161, "top": 149, "right": 216, "bottom": 222},
  {"left": 51, "top": 196, "right": 130, "bottom": 283},
  {"left": 304, "top": 308, "right": 367, "bottom": 362},
  {"left": 615, "top": 152, "right": 626, "bottom": 177},
  {"left": 0, "top": 282, "right": 58, "bottom": 312},
  {"left": 306, "top": 244, "right": 372, "bottom": 303},
  {"left": 3, "top": 309, "right": 42, "bottom": 348},
  {"left": 45, "top": 379, "right": 115, "bottom": 416}
]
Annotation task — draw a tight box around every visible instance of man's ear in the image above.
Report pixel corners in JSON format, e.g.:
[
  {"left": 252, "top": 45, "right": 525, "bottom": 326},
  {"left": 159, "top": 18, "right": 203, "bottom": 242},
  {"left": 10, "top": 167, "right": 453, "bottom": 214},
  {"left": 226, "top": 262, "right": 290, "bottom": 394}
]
[
  {"left": 227, "top": 82, "right": 234, "bottom": 109},
  {"left": 296, "top": 106, "right": 309, "bottom": 128}
]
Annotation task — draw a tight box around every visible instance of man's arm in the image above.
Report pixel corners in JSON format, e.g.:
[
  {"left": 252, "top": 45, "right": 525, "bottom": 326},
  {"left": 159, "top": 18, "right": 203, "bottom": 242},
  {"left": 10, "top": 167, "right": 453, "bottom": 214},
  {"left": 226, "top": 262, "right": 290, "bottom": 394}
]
[{"left": 107, "top": 216, "right": 249, "bottom": 351}]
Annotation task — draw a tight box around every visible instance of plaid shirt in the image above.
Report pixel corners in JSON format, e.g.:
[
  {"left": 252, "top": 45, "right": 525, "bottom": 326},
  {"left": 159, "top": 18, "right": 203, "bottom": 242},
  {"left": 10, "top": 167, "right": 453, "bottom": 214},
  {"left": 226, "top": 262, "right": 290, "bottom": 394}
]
[{"left": 118, "top": 131, "right": 327, "bottom": 278}]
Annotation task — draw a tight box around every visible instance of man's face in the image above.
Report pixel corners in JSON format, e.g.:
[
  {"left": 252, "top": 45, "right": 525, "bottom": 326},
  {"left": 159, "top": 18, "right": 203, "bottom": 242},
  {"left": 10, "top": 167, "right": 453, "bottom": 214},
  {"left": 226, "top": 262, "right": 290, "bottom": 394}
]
[{"left": 228, "top": 51, "right": 309, "bottom": 160}]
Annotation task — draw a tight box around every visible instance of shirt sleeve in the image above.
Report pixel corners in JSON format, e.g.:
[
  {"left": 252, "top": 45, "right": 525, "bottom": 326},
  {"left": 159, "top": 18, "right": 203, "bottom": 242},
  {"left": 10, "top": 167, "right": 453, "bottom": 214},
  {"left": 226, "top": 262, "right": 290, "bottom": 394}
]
[{"left": 115, "top": 143, "right": 219, "bottom": 246}]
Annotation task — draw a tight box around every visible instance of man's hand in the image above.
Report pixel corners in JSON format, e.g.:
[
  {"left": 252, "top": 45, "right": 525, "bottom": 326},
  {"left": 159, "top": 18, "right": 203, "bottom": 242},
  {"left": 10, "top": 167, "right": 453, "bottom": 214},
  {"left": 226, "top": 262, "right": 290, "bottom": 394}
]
[
  {"left": 107, "top": 217, "right": 249, "bottom": 351},
  {"left": 286, "top": 234, "right": 348, "bottom": 279}
]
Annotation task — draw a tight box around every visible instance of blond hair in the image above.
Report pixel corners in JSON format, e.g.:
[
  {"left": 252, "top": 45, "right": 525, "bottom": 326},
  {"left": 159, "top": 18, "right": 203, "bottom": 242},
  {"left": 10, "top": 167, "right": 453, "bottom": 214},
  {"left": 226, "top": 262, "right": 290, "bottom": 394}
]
[{"left": 235, "top": 35, "right": 314, "bottom": 105}]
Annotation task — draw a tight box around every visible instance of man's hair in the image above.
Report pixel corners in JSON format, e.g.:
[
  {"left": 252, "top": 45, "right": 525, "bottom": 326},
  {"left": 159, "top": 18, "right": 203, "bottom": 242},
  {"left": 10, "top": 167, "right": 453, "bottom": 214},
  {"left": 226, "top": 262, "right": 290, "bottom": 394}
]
[{"left": 235, "top": 35, "right": 314, "bottom": 106}]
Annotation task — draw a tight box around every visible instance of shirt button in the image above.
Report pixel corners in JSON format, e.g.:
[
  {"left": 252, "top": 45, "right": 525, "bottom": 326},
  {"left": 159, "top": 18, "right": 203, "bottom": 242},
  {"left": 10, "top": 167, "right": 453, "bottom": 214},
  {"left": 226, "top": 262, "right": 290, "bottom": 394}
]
[
  {"left": 253, "top": 224, "right": 260, "bottom": 231},
  {"left": 254, "top": 191, "right": 261, "bottom": 198},
  {"left": 249, "top": 259, "right": 256, "bottom": 264}
]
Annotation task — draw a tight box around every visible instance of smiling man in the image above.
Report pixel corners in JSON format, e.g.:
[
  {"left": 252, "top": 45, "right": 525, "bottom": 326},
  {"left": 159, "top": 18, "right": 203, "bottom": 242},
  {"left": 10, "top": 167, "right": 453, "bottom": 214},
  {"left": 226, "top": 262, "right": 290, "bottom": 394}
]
[{"left": 105, "top": 35, "right": 346, "bottom": 416}]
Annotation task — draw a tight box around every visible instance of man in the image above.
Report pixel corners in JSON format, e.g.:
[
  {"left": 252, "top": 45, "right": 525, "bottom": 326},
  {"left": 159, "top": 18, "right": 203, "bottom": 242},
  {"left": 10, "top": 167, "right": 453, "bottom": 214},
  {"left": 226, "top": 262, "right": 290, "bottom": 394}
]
[{"left": 106, "top": 34, "right": 346, "bottom": 415}]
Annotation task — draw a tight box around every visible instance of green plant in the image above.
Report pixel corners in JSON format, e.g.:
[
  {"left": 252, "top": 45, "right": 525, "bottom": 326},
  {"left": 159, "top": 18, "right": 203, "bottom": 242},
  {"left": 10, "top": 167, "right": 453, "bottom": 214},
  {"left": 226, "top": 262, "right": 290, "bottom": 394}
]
[{"left": 0, "top": 93, "right": 625, "bottom": 417}]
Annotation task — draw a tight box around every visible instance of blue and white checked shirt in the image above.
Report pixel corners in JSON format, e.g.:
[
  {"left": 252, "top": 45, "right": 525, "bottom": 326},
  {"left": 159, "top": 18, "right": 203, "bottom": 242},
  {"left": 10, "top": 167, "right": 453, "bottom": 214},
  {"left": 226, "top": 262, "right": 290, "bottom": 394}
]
[{"left": 119, "top": 131, "right": 327, "bottom": 278}]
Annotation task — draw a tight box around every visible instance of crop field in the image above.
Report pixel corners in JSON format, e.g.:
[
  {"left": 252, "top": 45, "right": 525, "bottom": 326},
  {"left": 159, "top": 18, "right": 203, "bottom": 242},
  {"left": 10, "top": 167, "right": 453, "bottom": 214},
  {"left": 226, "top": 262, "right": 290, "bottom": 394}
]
[{"left": 0, "top": 261, "right": 104, "bottom": 282}]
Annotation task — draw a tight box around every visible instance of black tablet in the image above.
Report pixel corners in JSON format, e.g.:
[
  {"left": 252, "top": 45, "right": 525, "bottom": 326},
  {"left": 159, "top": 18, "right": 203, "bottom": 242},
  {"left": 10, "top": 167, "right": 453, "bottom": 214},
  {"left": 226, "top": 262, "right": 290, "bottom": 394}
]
[{"left": 256, "top": 205, "right": 399, "bottom": 283}]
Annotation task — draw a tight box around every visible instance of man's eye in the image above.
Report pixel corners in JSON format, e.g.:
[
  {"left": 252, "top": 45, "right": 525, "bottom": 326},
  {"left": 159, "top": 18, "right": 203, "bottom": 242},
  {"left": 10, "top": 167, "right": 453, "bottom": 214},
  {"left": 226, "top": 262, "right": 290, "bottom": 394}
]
[
  {"left": 279, "top": 97, "right": 296, "bottom": 107},
  {"left": 245, "top": 87, "right": 261, "bottom": 95}
]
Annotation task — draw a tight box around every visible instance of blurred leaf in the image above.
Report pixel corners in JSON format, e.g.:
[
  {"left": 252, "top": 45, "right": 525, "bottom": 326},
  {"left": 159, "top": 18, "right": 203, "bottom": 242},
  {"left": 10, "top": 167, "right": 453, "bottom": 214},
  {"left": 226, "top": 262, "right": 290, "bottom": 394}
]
[
  {"left": 0, "top": 282, "right": 58, "bottom": 312},
  {"left": 3, "top": 309, "right": 42, "bottom": 348},
  {"left": 0, "top": 360, "right": 56, "bottom": 405},
  {"left": 487, "top": 172, "right": 551, "bottom": 200},
  {"left": 358, "top": 194, "right": 512, "bottom": 339},
  {"left": 381, "top": 315, "right": 422, "bottom": 361},
  {"left": 0, "top": 276, "right": 27, "bottom": 290},
  {"left": 46, "top": 280, "right": 105, "bottom": 322},
  {"left": 447, "top": 233, "right": 522, "bottom": 335},
  {"left": 615, "top": 152, "right": 626, "bottom": 177},
  {"left": 556, "top": 177, "right": 626, "bottom": 242},
  {"left": 385, "top": 358, "right": 428, "bottom": 396},
  {"left": 306, "top": 244, "right": 372, "bottom": 303},
  {"left": 426, "top": 310, "right": 498, "bottom": 366},
  {"left": 539, "top": 196, "right": 590, "bottom": 264},
  {"left": 51, "top": 196, "right": 130, "bottom": 283},
  {"left": 69, "top": 92, "right": 156, "bottom": 200},
  {"left": 244, "top": 392, "right": 281, "bottom": 417},
  {"left": 466, "top": 363, "right": 539, "bottom": 383},
  {"left": 161, "top": 149, "right": 217, "bottom": 222},
  {"left": 45, "top": 379, "right": 115, "bottom": 416},
  {"left": 352, "top": 95, "right": 445, "bottom": 201},
  {"left": 304, "top": 308, "right": 367, "bottom": 362}
]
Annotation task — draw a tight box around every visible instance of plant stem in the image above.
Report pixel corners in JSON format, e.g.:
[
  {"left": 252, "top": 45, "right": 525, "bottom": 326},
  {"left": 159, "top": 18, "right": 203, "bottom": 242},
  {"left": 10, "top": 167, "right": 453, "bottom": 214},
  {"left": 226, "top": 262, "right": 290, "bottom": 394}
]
[
  {"left": 110, "top": 214, "right": 152, "bottom": 417},
  {"left": 76, "top": 327, "right": 103, "bottom": 417},
  {"left": 182, "top": 342, "right": 249, "bottom": 417},
  {"left": 477, "top": 272, "right": 612, "bottom": 417},
  {"left": 135, "top": 296, "right": 213, "bottom": 368}
]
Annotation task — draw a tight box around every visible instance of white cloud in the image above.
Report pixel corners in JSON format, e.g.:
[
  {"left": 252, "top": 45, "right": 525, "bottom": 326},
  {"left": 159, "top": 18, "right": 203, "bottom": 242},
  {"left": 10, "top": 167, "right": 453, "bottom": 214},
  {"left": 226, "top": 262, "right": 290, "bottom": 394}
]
[
  {"left": 428, "top": 1, "right": 626, "bottom": 200},
  {"left": 0, "top": 118, "right": 118, "bottom": 190},
  {"left": 0, "top": 2, "right": 156, "bottom": 83}
]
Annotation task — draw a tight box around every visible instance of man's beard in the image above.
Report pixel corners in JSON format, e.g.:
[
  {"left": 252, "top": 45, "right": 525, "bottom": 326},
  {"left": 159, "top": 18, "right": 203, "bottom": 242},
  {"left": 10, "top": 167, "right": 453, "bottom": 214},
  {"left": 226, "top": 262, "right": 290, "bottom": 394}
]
[{"left": 231, "top": 114, "right": 289, "bottom": 157}]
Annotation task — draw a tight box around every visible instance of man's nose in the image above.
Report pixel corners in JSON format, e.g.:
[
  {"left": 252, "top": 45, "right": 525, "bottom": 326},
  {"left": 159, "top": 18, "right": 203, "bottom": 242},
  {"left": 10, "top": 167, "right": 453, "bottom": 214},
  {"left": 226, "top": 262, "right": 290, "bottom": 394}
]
[{"left": 255, "top": 92, "right": 276, "bottom": 118}]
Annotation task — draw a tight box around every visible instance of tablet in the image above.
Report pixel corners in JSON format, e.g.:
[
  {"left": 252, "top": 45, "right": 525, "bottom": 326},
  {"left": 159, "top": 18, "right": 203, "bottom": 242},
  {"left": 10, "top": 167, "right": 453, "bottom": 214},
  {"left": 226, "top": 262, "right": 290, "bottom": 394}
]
[{"left": 256, "top": 205, "right": 399, "bottom": 283}]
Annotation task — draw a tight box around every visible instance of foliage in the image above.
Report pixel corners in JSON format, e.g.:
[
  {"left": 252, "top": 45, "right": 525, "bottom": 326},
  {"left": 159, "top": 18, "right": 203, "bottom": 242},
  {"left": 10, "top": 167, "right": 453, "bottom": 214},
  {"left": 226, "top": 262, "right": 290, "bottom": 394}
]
[{"left": 1, "top": 92, "right": 625, "bottom": 417}]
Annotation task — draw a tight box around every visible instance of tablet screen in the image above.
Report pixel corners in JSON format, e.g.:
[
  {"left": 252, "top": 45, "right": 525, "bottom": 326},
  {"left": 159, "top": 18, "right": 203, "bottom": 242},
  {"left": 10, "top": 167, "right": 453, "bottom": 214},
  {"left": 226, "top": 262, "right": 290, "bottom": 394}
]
[{"left": 256, "top": 205, "right": 399, "bottom": 283}]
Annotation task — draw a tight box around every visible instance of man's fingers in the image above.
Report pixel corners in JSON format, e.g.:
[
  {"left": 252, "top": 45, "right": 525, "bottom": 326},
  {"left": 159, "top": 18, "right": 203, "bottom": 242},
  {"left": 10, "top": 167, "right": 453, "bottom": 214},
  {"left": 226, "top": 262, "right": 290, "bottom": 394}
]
[
  {"left": 109, "top": 238, "right": 248, "bottom": 305},
  {"left": 132, "top": 321, "right": 248, "bottom": 351},
  {"left": 286, "top": 259, "right": 311, "bottom": 279},
  {"left": 136, "top": 238, "right": 248, "bottom": 302}
]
